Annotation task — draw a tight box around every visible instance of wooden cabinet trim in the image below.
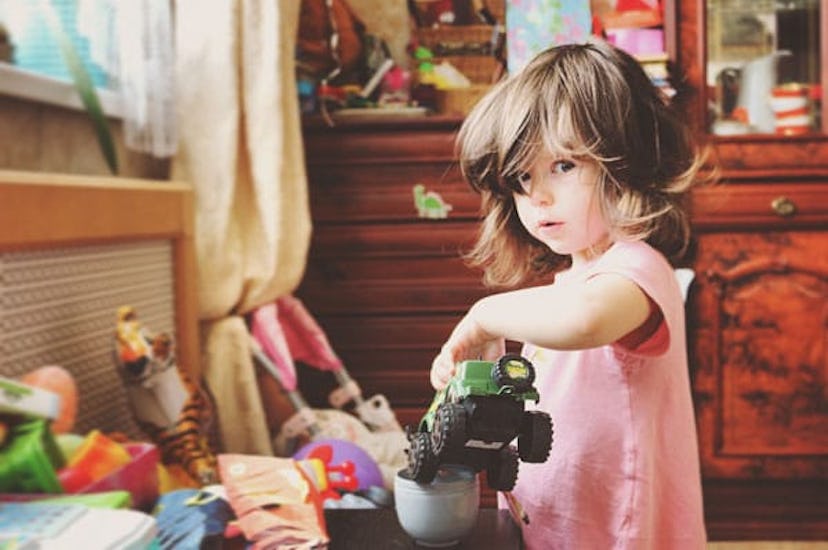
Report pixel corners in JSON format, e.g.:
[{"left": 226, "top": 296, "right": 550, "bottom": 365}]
[{"left": 691, "top": 183, "right": 828, "bottom": 230}]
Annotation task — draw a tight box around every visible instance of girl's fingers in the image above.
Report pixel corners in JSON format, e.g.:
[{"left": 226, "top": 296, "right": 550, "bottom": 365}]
[
  {"left": 430, "top": 352, "right": 455, "bottom": 390},
  {"left": 481, "top": 338, "right": 505, "bottom": 361}
]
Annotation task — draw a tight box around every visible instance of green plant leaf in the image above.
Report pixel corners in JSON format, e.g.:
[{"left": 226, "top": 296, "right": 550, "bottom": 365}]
[{"left": 41, "top": 1, "right": 118, "bottom": 174}]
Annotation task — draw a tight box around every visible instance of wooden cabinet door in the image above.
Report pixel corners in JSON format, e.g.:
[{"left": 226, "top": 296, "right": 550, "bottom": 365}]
[{"left": 690, "top": 230, "right": 827, "bottom": 480}]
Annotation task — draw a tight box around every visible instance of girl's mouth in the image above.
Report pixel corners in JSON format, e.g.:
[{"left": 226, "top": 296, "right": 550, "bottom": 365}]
[{"left": 536, "top": 220, "right": 564, "bottom": 238}]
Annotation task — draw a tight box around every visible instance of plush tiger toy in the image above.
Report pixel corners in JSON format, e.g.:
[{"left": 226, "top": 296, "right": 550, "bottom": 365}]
[{"left": 115, "top": 306, "right": 217, "bottom": 485}]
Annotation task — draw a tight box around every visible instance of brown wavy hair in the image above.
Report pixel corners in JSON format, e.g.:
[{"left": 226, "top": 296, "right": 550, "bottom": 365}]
[{"left": 458, "top": 40, "right": 705, "bottom": 288}]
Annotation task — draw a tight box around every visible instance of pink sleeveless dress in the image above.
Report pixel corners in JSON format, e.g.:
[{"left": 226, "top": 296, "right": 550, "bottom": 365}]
[{"left": 500, "top": 240, "right": 706, "bottom": 550}]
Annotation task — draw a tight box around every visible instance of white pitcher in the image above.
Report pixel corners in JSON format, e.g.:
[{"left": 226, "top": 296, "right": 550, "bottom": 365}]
[{"left": 736, "top": 50, "right": 792, "bottom": 133}]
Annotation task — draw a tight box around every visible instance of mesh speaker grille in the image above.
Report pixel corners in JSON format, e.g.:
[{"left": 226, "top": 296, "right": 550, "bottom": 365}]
[{"left": 0, "top": 240, "right": 176, "bottom": 439}]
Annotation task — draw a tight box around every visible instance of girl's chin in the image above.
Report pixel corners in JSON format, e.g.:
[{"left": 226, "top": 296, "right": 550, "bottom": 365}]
[{"left": 539, "top": 239, "right": 596, "bottom": 258}]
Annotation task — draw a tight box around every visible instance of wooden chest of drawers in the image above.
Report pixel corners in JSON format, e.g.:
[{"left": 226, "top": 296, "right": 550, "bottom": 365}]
[{"left": 298, "top": 116, "right": 480, "bottom": 429}]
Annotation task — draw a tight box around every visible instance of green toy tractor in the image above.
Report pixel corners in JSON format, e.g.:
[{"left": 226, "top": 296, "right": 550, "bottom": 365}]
[{"left": 406, "top": 354, "right": 553, "bottom": 491}]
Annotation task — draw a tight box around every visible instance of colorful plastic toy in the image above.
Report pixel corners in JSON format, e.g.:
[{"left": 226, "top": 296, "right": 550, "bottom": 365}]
[
  {"left": 294, "top": 438, "right": 383, "bottom": 492},
  {"left": 0, "top": 417, "right": 64, "bottom": 494},
  {"left": 18, "top": 366, "right": 78, "bottom": 434},
  {"left": 218, "top": 454, "right": 330, "bottom": 548},
  {"left": 407, "top": 354, "right": 553, "bottom": 491},
  {"left": 57, "top": 430, "right": 131, "bottom": 492}
]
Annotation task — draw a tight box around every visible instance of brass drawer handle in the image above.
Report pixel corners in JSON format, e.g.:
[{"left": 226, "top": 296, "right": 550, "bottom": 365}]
[{"left": 771, "top": 196, "right": 796, "bottom": 218}]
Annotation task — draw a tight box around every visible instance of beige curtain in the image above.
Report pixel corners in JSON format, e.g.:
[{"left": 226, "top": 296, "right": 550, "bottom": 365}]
[{"left": 172, "top": 0, "right": 311, "bottom": 454}]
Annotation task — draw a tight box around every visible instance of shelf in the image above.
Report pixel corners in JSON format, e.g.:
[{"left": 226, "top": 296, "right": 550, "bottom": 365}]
[{"left": 0, "top": 62, "right": 123, "bottom": 118}]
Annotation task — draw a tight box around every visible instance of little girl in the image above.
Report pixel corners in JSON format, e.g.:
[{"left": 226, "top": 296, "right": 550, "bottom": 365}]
[{"left": 430, "top": 40, "right": 707, "bottom": 549}]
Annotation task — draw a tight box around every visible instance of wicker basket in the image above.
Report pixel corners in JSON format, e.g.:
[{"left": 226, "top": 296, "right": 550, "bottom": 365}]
[
  {"left": 412, "top": 0, "right": 505, "bottom": 26},
  {"left": 433, "top": 55, "right": 501, "bottom": 84},
  {"left": 413, "top": 9, "right": 505, "bottom": 115},
  {"left": 485, "top": 0, "right": 505, "bottom": 22},
  {"left": 435, "top": 83, "right": 492, "bottom": 116},
  {"left": 417, "top": 24, "right": 496, "bottom": 53}
]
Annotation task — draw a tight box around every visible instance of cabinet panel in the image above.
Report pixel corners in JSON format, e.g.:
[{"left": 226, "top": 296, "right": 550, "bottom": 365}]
[
  {"left": 304, "top": 124, "right": 458, "bottom": 163},
  {"left": 300, "top": 280, "right": 484, "bottom": 316},
  {"left": 302, "top": 256, "right": 475, "bottom": 285},
  {"left": 691, "top": 231, "right": 827, "bottom": 479},
  {"left": 308, "top": 222, "right": 478, "bottom": 258}
]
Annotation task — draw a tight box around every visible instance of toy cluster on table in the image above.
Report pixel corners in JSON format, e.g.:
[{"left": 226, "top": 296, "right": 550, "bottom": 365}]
[{"left": 0, "top": 304, "right": 401, "bottom": 548}]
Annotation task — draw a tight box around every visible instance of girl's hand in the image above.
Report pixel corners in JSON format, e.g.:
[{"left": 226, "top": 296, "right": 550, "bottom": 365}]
[
  {"left": 429, "top": 307, "right": 505, "bottom": 390},
  {"left": 430, "top": 350, "right": 455, "bottom": 390}
]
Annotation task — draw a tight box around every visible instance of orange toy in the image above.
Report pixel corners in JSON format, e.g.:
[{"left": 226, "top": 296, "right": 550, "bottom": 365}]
[{"left": 20, "top": 365, "right": 78, "bottom": 434}]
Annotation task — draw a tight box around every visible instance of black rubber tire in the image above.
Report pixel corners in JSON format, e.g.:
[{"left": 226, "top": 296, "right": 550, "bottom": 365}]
[
  {"left": 431, "top": 403, "right": 467, "bottom": 458},
  {"left": 518, "top": 410, "right": 553, "bottom": 463},
  {"left": 486, "top": 445, "right": 519, "bottom": 491},
  {"left": 408, "top": 432, "right": 439, "bottom": 483},
  {"left": 491, "top": 354, "right": 535, "bottom": 392}
]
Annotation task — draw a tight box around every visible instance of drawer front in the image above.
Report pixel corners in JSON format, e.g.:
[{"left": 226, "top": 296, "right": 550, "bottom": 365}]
[
  {"left": 307, "top": 161, "right": 481, "bottom": 223},
  {"left": 692, "top": 182, "right": 828, "bottom": 230},
  {"left": 304, "top": 126, "right": 459, "bottom": 165}
]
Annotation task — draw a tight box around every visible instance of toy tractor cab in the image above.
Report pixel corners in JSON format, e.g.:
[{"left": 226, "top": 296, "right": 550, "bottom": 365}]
[{"left": 407, "top": 354, "right": 553, "bottom": 491}]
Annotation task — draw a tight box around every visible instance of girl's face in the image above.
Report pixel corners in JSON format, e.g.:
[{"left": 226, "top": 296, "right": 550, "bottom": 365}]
[{"left": 513, "top": 152, "right": 611, "bottom": 266}]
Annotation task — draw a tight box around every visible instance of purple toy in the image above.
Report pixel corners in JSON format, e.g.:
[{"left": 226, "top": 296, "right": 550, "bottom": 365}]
[{"left": 294, "top": 438, "right": 383, "bottom": 491}]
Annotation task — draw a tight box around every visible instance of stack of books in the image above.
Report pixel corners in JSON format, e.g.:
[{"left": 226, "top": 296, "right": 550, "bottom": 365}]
[
  {"left": 636, "top": 52, "right": 675, "bottom": 100},
  {"left": 0, "top": 502, "right": 157, "bottom": 549},
  {"left": 598, "top": 1, "right": 675, "bottom": 101},
  {"left": 0, "top": 376, "right": 60, "bottom": 421}
]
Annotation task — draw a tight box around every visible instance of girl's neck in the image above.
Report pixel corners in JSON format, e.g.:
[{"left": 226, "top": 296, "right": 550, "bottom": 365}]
[{"left": 569, "top": 237, "right": 614, "bottom": 272}]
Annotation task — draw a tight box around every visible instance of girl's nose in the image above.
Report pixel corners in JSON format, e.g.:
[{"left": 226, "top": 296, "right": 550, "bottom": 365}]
[{"left": 528, "top": 183, "right": 552, "bottom": 206}]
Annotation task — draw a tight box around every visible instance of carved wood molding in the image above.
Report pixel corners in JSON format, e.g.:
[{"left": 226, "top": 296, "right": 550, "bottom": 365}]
[
  {"left": 707, "top": 257, "right": 828, "bottom": 286},
  {"left": 702, "top": 253, "right": 827, "bottom": 477}
]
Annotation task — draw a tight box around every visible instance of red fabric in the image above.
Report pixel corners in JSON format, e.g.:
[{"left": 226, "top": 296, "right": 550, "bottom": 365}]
[
  {"left": 616, "top": 0, "right": 659, "bottom": 11},
  {"left": 218, "top": 454, "right": 329, "bottom": 549}
]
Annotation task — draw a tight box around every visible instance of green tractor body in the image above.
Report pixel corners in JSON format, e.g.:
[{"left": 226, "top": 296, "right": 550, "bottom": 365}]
[{"left": 419, "top": 359, "right": 540, "bottom": 434}]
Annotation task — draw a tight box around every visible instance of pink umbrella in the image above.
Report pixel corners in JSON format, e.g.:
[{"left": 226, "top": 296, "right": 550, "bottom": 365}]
[
  {"left": 248, "top": 302, "right": 320, "bottom": 438},
  {"left": 251, "top": 295, "right": 363, "bottom": 410},
  {"left": 275, "top": 295, "right": 344, "bottom": 373},
  {"left": 249, "top": 295, "right": 402, "bottom": 437}
]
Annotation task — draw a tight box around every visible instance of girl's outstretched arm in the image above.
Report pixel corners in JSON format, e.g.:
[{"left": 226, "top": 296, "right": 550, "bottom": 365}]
[
  {"left": 429, "top": 273, "right": 651, "bottom": 389},
  {"left": 473, "top": 272, "right": 651, "bottom": 350}
]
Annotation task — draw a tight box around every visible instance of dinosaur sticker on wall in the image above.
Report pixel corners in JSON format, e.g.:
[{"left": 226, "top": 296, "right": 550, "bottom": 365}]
[{"left": 412, "top": 183, "right": 453, "bottom": 219}]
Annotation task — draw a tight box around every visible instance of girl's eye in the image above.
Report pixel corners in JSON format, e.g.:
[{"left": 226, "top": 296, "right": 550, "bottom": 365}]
[
  {"left": 551, "top": 160, "right": 576, "bottom": 174},
  {"left": 516, "top": 172, "right": 532, "bottom": 191}
]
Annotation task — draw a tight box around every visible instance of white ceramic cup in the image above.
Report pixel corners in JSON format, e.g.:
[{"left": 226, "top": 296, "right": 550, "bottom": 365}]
[{"left": 394, "top": 465, "right": 480, "bottom": 548}]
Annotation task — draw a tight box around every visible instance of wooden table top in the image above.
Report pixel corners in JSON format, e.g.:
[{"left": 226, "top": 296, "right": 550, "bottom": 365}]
[{"left": 324, "top": 507, "right": 523, "bottom": 549}]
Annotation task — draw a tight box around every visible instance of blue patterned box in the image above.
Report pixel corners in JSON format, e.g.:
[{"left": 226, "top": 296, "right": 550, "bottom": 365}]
[{"left": 506, "top": 0, "right": 593, "bottom": 74}]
